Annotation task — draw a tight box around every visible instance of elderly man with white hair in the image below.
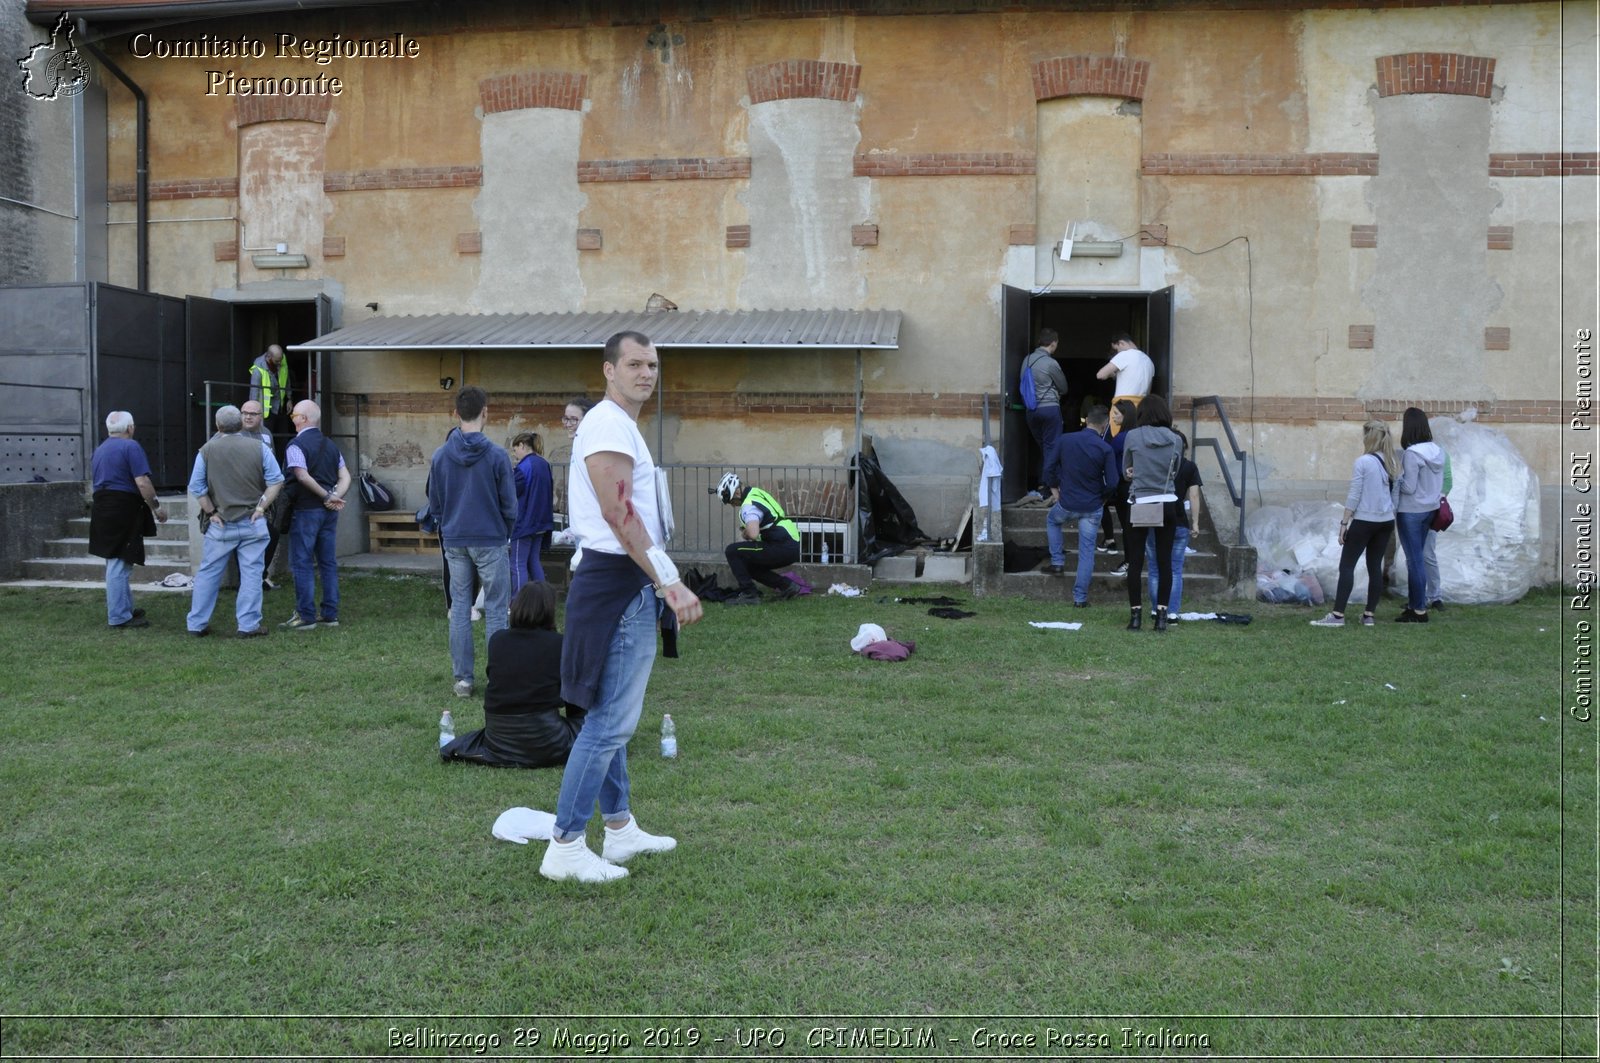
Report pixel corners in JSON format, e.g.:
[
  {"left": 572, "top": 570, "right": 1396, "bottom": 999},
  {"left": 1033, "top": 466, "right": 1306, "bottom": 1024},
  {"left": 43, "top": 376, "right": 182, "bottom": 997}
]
[
  {"left": 88, "top": 410, "right": 168, "bottom": 629},
  {"left": 185, "top": 404, "right": 284, "bottom": 638}
]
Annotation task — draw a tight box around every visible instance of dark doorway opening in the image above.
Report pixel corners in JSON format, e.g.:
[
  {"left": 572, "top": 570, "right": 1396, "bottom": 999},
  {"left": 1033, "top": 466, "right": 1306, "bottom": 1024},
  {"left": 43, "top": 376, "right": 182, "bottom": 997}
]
[
  {"left": 1000, "top": 285, "right": 1173, "bottom": 502},
  {"left": 190, "top": 296, "right": 333, "bottom": 459}
]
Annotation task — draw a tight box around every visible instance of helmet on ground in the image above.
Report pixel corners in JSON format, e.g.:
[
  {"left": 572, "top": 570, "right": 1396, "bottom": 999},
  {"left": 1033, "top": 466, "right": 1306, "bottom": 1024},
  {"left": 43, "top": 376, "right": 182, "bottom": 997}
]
[{"left": 713, "top": 471, "right": 742, "bottom": 503}]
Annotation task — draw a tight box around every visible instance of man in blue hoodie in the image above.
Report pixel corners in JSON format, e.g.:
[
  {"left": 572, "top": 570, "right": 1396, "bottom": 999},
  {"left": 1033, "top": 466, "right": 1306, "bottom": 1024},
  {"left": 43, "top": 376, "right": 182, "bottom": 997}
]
[{"left": 428, "top": 386, "right": 518, "bottom": 697}]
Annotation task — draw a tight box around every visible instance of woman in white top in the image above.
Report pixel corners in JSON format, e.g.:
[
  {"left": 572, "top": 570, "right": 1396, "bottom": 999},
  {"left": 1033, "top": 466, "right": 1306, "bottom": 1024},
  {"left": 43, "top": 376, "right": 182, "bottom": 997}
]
[{"left": 1311, "top": 420, "right": 1399, "bottom": 627}]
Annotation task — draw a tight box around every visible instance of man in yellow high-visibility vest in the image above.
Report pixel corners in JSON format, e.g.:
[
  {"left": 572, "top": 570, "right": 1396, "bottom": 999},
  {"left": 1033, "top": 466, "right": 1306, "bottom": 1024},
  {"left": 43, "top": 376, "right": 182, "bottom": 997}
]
[
  {"left": 713, "top": 472, "right": 802, "bottom": 605},
  {"left": 247, "top": 344, "right": 292, "bottom": 451}
]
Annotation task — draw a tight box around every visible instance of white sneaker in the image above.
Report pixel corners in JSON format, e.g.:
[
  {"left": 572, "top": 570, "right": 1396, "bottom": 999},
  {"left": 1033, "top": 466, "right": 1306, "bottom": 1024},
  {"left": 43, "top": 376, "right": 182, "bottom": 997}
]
[
  {"left": 1309, "top": 612, "right": 1345, "bottom": 627},
  {"left": 452, "top": 679, "right": 474, "bottom": 698},
  {"left": 539, "top": 838, "right": 628, "bottom": 883},
  {"left": 601, "top": 819, "right": 678, "bottom": 864}
]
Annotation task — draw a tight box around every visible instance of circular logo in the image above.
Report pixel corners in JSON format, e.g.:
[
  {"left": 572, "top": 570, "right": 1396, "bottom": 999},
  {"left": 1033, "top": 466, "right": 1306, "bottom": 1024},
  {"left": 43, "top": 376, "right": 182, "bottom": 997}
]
[{"left": 46, "top": 49, "right": 89, "bottom": 98}]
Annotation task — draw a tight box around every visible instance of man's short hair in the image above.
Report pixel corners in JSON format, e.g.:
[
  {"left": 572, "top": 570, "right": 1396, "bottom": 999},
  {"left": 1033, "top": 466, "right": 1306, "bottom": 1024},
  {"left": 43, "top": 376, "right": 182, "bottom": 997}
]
[
  {"left": 509, "top": 581, "right": 557, "bottom": 631},
  {"left": 1037, "top": 327, "right": 1059, "bottom": 348},
  {"left": 294, "top": 400, "right": 321, "bottom": 426},
  {"left": 603, "top": 330, "right": 652, "bottom": 365},
  {"left": 1084, "top": 405, "right": 1110, "bottom": 427},
  {"left": 1111, "top": 331, "right": 1134, "bottom": 346},
  {"left": 214, "top": 405, "right": 243, "bottom": 433},
  {"left": 105, "top": 410, "right": 134, "bottom": 435},
  {"left": 455, "top": 386, "right": 488, "bottom": 422}
]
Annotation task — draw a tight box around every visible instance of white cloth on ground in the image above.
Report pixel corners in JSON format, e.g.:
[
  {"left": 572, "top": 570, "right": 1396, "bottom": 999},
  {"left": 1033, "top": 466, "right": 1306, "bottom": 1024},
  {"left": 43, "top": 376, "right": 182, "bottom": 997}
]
[{"left": 492, "top": 807, "right": 557, "bottom": 844}]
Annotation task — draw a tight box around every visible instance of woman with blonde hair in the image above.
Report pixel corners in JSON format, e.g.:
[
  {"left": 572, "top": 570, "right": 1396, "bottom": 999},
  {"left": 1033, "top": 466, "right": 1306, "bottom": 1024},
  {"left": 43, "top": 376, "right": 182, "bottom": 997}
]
[{"left": 1311, "top": 419, "right": 1399, "bottom": 627}]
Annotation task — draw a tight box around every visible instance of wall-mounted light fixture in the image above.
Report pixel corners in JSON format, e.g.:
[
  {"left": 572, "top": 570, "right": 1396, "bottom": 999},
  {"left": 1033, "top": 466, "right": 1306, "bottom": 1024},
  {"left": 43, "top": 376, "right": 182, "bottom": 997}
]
[
  {"left": 1065, "top": 241, "right": 1124, "bottom": 258},
  {"left": 251, "top": 253, "right": 310, "bottom": 269}
]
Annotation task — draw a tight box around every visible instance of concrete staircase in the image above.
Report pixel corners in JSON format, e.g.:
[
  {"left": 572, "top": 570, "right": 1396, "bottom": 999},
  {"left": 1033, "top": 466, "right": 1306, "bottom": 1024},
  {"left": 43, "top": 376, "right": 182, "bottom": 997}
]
[
  {"left": 10, "top": 494, "right": 193, "bottom": 589},
  {"left": 974, "top": 499, "right": 1233, "bottom": 602}
]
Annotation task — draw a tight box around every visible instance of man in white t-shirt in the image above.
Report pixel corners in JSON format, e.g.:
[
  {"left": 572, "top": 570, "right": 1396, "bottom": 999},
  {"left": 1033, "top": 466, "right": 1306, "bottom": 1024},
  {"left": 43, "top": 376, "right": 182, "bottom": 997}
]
[
  {"left": 542, "top": 330, "right": 703, "bottom": 884},
  {"left": 1095, "top": 332, "right": 1155, "bottom": 435}
]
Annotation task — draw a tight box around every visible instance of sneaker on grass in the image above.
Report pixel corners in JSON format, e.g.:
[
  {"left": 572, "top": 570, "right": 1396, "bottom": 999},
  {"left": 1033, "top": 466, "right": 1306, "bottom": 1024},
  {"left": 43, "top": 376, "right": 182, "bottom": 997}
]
[
  {"left": 280, "top": 614, "right": 317, "bottom": 631},
  {"left": 540, "top": 838, "right": 628, "bottom": 883},
  {"left": 1309, "top": 612, "right": 1345, "bottom": 627},
  {"left": 601, "top": 819, "right": 678, "bottom": 864},
  {"left": 452, "top": 679, "right": 474, "bottom": 698}
]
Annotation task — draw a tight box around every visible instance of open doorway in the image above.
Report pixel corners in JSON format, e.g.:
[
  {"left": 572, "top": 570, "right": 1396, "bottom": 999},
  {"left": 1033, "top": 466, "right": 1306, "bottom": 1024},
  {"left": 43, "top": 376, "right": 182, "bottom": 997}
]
[
  {"left": 1000, "top": 285, "right": 1173, "bottom": 501},
  {"left": 185, "top": 295, "right": 333, "bottom": 459}
]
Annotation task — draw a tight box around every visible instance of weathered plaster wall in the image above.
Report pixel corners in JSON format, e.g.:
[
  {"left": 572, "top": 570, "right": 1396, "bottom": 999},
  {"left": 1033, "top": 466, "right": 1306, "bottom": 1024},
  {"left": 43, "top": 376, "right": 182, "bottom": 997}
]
[
  {"left": 474, "top": 107, "right": 585, "bottom": 312},
  {"left": 1036, "top": 97, "right": 1142, "bottom": 287},
  {"left": 1363, "top": 94, "right": 1502, "bottom": 401},
  {"left": 237, "top": 121, "right": 327, "bottom": 282},
  {"left": 739, "top": 98, "right": 870, "bottom": 310}
]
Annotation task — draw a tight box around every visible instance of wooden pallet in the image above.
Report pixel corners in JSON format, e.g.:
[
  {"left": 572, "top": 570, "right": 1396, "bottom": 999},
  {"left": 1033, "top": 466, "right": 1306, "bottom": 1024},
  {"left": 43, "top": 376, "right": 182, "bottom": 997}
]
[{"left": 368, "top": 512, "right": 439, "bottom": 554}]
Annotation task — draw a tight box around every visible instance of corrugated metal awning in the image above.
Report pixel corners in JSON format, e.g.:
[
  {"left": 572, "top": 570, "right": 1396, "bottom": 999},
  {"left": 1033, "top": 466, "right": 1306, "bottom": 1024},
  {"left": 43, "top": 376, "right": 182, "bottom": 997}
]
[{"left": 287, "top": 309, "right": 902, "bottom": 352}]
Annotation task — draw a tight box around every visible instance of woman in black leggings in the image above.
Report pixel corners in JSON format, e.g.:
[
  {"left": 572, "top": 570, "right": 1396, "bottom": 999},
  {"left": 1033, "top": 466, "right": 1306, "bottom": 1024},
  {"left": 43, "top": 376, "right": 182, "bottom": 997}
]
[{"left": 1311, "top": 419, "right": 1399, "bottom": 627}]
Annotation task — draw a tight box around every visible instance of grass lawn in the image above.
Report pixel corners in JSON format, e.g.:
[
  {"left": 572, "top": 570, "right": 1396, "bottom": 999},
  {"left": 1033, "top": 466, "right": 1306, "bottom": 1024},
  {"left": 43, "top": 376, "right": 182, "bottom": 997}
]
[{"left": 0, "top": 574, "right": 1593, "bottom": 1059}]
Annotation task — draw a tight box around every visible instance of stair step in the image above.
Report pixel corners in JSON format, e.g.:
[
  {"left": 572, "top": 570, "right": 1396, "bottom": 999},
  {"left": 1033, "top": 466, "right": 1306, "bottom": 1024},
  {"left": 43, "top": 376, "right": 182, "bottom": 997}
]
[
  {"left": 42, "top": 536, "right": 190, "bottom": 560},
  {"left": 67, "top": 515, "right": 190, "bottom": 541},
  {"left": 21, "top": 556, "right": 190, "bottom": 582}
]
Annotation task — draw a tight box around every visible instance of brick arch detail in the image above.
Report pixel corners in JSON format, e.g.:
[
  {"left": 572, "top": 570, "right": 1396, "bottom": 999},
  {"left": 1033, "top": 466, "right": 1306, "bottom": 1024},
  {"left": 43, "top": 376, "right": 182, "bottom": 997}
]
[
  {"left": 1375, "top": 53, "right": 1496, "bottom": 98},
  {"left": 236, "top": 96, "right": 333, "bottom": 127},
  {"left": 746, "top": 60, "right": 861, "bottom": 104},
  {"left": 478, "top": 72, "right": 587, "bottom": 114},
  {"left": 1032, "top": 56, "right": 1149, "bottom": 102}
]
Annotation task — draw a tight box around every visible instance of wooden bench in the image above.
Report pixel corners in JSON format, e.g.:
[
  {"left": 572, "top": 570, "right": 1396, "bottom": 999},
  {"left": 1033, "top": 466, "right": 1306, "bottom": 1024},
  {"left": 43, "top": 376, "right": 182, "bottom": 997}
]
[{"left": 367, "top": 512, "right": 439, "bottom": 553}]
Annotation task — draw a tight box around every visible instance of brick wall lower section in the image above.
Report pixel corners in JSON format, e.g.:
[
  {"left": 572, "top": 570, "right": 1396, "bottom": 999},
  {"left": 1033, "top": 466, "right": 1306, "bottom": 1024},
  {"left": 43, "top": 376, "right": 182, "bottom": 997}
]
[
  {"left": 1177, "top": 395, "right": 1560, "bottom": 425},
  {"left": 1375, "top": 52, "right": 1495, "bottom": 98},
  {"left": 577, "top": 157, "right": 751, "bottom": 182},
  {"left": 1032, "top": 56, "right": 1149, "bottom": 102},
  {"left": 354, "top": 390, "right": 1560, "bottom": 427},
  {"left": 854, "top": 152, "right": 1036, "bottom": 177},
  {"left": 236, "top": 95, "right": 333, "bottom": 127},
  {"left": 479, "top": 71, "right": 587, "bottom": 114},
  {"left": 324, "top": 166, "right": 482, "bottom": 191},
  {"left": 746, "top": 59, "right": 861, "bottom": 104},
  {"left": 1490, "top": 153, "right": 1599, "bottom": 177},
  {"left": 110, "top": 177, "right": 239, "bottom": 202},
  {"left": 1144, "top": 153, "right": 1378, "bottom": 176}
]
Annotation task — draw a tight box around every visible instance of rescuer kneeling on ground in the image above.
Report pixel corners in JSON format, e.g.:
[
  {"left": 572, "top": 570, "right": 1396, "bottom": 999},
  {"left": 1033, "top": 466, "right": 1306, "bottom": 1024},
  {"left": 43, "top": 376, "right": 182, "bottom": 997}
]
[{"left": 714, "top": 472, "right": 801, "bottom": 606}]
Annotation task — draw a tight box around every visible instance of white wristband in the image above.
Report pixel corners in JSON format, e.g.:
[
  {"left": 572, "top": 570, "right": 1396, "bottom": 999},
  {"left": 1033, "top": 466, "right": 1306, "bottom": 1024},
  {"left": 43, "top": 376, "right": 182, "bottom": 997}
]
[{"left": 646, "top": 545, "right": 680, "bottom": 592}]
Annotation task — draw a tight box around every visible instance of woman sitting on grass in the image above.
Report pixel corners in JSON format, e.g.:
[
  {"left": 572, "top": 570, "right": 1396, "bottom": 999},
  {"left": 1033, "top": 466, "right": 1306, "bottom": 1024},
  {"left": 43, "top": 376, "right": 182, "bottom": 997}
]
[
  {"left": 1311, "top": 419, "right": 1399, "bottom": 628},
  {"left": 440, "top": 581, "right": 585, "bottom": 768}
]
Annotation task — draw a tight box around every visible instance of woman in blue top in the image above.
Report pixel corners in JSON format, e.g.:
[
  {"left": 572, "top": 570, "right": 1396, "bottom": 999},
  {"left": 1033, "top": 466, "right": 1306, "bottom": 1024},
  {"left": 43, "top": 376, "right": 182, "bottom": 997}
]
[{"left": 509, "top": 431, "right": 554, "bottom": 592}]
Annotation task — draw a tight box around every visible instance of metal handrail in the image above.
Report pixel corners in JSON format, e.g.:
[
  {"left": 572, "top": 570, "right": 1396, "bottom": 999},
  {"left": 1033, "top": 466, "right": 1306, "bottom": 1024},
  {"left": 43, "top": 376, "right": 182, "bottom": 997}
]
[{"left": 1188, "top": 395, "right": 1248, "bottom": 534}]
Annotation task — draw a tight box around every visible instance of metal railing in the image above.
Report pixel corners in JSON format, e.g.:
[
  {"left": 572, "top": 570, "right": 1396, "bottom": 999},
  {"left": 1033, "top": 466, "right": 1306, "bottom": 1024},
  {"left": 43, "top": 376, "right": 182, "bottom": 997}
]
[
  {"left": 0, "top": 381, "right": 89, "bottom": 484},
  {"left": 200, "top": 380, "right": 358, "bottom": 457},
  {"left": 1188, "top": 395, "right": 1248, "bottom": 534},
  {"left": 550, "top": 461, "right": 857, "bottom": 564}
]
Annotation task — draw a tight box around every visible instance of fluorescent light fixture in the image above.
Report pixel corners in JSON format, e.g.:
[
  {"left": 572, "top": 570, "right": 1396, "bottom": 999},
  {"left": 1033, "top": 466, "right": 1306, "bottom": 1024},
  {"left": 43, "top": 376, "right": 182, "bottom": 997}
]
[
  {"left": 1068, "top": 241, "right": 1124, "bottom": 258},
  {"left": 252, "top": 253, "right": 310, "bottom": 269}
]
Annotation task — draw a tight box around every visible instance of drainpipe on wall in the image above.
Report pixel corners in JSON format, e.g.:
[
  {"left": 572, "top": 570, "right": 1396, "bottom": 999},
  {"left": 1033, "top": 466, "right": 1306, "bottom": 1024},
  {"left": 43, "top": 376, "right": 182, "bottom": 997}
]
[{"left": 76, "top": 19, "right": 147, "bottom": 292}]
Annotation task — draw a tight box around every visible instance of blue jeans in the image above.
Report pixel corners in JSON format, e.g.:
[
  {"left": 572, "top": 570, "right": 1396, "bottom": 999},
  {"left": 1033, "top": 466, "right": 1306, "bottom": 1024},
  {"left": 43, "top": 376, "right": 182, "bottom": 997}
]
[
  {"left": 289, "top": 506, "right": 340, "bottom": 622},
  {"left": 105, "top": 556, "right": 135, "bottom": 626},
  {"left": 1146, "top": 524, "right": 1191, "bottom": 613},
  {"left": 1423, "top": 528, "right": 1441, "bottom": 602},
  {"left": 554, "top": 585, "right": 659, "bottom": 840},
  {"left": 446, "top": 544, "right": 509, "bottom": 682},
  {"left": 509, "top": 533, "right": 548, "bottom": 594},
  {"left": 187, "top": 517, "right": 269, "bottom": 633},
  {"left": 1046, "top": 504, "right": 1101, "bottom": 604},
  {"left": 1395, "top": 510, "right": 1434, "bottom": 612}
]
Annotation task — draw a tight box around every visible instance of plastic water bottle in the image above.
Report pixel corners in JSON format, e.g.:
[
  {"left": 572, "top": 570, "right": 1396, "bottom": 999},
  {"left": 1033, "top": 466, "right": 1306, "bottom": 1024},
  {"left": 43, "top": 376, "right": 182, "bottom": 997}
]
[
  {"left": 660, "top": 714, "right": 678, "bottom": 758},
  {"left": 820, "top": 540, "right": 830, "bottom": 564},
  {"left": 439, "top": 710, "right": 455, "bottom": 748}
]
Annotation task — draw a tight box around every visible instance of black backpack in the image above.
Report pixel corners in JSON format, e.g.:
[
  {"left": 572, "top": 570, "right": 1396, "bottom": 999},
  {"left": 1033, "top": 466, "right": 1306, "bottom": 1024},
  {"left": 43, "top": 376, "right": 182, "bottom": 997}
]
[{"left": 359, "top": 471, "right": 395, "bottom": 511}]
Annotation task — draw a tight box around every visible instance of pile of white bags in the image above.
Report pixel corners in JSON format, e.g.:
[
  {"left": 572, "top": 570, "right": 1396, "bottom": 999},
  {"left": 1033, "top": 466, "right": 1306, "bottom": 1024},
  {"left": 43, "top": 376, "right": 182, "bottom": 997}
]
[{"left": 1246, "top": 413, "right": 1541, "bottom": 606}]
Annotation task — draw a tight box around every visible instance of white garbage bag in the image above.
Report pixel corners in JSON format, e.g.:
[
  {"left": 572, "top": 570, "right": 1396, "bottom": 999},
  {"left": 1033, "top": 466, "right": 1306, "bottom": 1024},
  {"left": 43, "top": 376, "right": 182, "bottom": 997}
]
[
  {"left": 1246, "top": 502, "right": 1353, "bottom": 603},
  {"left": 1391, "top": 414, "right": 1541, "bottom": 604}
]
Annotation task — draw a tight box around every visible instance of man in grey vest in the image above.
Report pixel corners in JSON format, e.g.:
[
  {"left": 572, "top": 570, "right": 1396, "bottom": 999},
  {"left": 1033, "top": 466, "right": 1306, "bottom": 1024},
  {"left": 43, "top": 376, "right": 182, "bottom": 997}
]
[{"left": 186, "top": 404, "right": 285, "bottom": 638}]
